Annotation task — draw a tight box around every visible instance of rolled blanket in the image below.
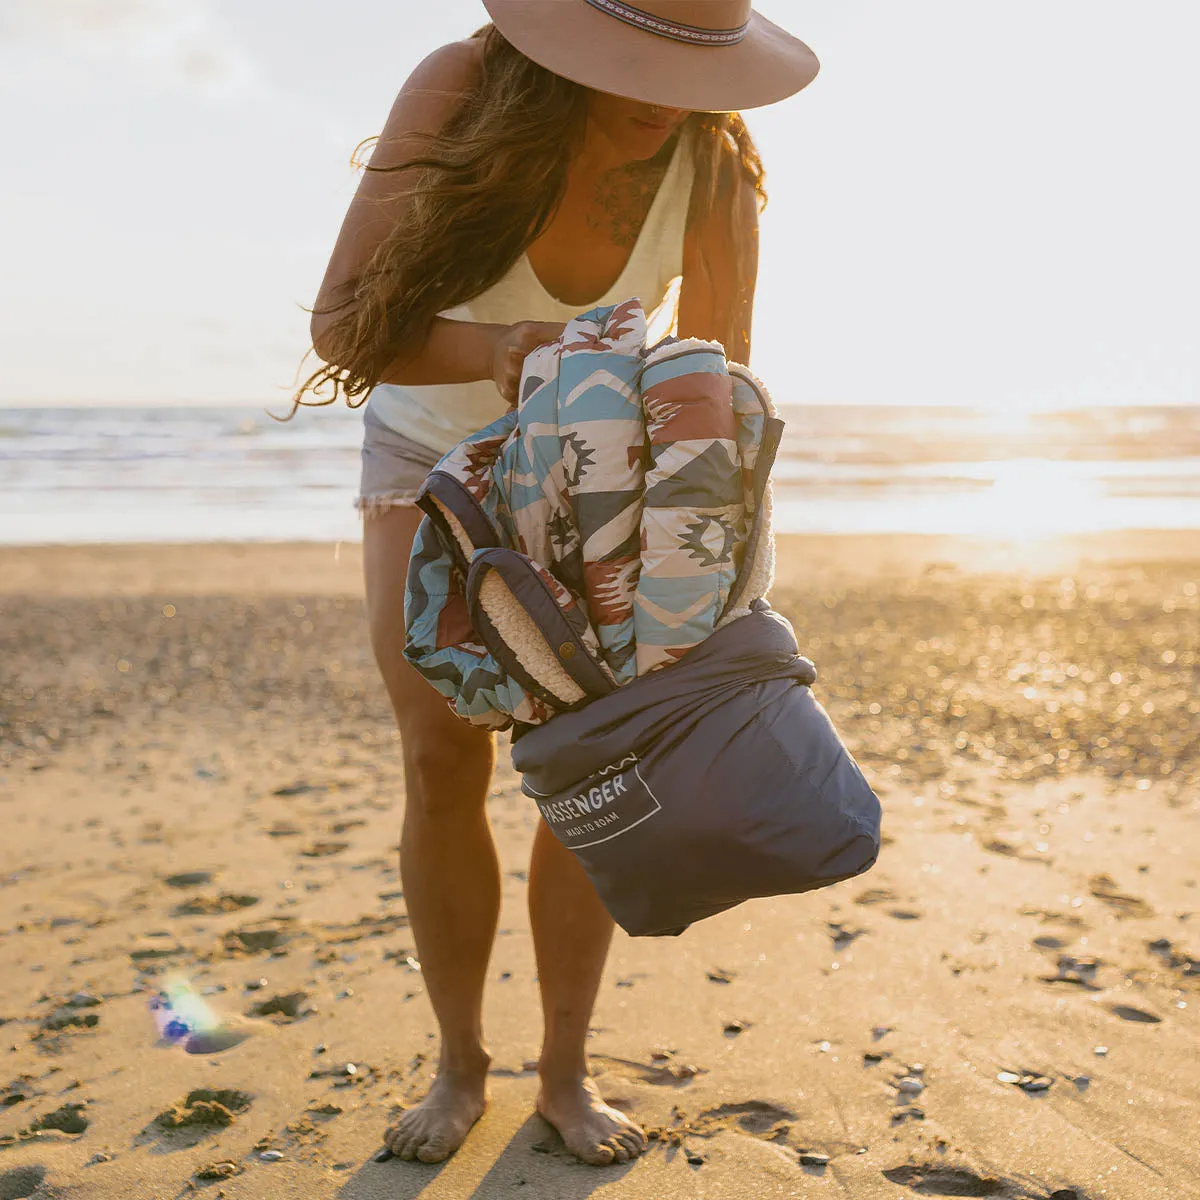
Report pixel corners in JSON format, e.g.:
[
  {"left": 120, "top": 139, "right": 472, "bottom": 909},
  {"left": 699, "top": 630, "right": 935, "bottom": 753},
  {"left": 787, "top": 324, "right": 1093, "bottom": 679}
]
[
  {"left": 404, "top": 300, "right": 780, "bottom": 730},
  {"left": 514, "top": 301, "right": 648, "bottom": 686},
  {"left": 637, "top": 338, "right": 746, "bottom": 675}
]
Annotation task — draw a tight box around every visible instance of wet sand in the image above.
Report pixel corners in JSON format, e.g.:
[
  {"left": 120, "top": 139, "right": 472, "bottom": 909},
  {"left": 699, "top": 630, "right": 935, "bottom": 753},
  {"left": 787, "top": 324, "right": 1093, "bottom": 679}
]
[{"left": 1, "top": 534, "right": 1197, "bottom": 1199}]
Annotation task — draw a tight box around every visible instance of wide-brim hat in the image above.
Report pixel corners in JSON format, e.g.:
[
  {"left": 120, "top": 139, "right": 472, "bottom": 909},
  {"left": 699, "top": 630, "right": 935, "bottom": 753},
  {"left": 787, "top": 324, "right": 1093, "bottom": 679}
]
[{"left": 481, "top": 0, "right": 819, "bottom": 113}]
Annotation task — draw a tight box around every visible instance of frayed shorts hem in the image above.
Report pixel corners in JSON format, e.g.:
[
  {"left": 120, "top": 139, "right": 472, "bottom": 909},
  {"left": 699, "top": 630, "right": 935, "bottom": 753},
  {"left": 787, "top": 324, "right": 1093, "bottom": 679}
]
[
  {"left": 356, "top": 492, "right": 422, "bottom": 519},
  {"left": 358, "top": 406, "right": 441, "bottom": 519}
]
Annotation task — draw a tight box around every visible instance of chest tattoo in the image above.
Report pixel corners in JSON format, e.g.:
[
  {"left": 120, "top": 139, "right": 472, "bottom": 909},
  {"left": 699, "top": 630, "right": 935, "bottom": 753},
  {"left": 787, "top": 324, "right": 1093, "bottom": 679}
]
[{"left": 586, "top": 147, "right": 674, "bottom": 250}]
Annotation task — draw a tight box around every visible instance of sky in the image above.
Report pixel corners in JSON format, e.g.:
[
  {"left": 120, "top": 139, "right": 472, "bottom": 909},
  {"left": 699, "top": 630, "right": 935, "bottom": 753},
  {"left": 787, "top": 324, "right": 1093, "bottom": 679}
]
[{"left": 1, "top": 0, "right": 1197, "bottom": 409}]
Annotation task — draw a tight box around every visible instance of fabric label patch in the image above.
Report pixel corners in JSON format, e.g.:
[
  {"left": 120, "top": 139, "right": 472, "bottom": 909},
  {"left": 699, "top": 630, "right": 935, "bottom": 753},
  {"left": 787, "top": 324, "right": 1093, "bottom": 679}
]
[{"left": 533, "top": 755, "right": 661, "bottom": 849}]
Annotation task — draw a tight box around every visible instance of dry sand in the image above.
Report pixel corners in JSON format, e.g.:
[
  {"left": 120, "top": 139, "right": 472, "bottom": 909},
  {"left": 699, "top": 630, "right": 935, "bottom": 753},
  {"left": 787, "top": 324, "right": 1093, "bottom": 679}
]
[{"left": 1, "top": 534, "right": 1197, "bottom": 1199}]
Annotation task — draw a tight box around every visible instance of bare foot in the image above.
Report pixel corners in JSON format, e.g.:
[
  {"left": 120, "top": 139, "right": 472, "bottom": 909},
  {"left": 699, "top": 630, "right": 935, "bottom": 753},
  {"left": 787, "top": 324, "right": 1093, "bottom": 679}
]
[
  {"left": 383, "top": 1063, "right": 488, "bottom": 1164},
  {"left": 537, "top": 1074, "right": 646, "bottom": 1166}
]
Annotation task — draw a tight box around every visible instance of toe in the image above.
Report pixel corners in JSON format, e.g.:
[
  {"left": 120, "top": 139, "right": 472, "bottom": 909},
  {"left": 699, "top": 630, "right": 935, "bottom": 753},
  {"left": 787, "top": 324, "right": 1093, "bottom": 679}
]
[
  {"left": 416, "top": 1136, "right": 453, "bottom": 1164},
  {"left": 609, "top": 1137, "right": 633, "bottom": 1164},
  {"left": 580, "top": 1140, "right": 616, "bottom": 1166},
  {"left": 615, "top": 1131, "right": 642, "bottom": 1159}
]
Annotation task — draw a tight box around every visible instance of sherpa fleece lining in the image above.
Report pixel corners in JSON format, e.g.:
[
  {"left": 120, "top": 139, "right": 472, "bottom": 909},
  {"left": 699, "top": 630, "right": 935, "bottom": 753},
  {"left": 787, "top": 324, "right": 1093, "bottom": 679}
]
[
  {"left": 428, "top": 498, "right": 474, "bottom": 563},
  {"left": 476, "top": 572, "right": 586, "bottom": 706},
  {"left": 433, "top": 497, "right": 589, "bottom": 706},
  {"left": 720, "top": 362, "right": 778, "bottom": 627},
  {"left": 641, "top": 335, "right": 727, "bottom": 367}
]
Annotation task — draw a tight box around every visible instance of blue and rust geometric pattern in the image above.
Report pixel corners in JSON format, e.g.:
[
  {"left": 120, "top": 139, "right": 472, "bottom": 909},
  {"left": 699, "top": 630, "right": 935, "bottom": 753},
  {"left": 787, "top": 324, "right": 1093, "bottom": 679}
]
[{"left": 403, "top": 300, "right": 775, "bottom": 729}]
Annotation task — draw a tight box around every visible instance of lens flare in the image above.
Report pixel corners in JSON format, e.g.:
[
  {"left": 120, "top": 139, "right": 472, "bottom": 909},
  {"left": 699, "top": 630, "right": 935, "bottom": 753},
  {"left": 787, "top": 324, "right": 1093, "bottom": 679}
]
[{"left": 148, "top": 977, "right": 251, "bottom": 1054}]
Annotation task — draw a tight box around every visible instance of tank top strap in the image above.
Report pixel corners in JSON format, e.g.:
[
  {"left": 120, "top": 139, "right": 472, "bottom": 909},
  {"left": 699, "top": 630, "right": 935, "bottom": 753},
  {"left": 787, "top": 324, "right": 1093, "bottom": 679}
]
[
  {"left": 620, "top": 127, "right": 695, "bottom": 340},
  {"left": 642, "top": 127, "right": 697, "bottom": 259},
  {"left": 608, "top": 127, "right": 696, "bottom": 314}
]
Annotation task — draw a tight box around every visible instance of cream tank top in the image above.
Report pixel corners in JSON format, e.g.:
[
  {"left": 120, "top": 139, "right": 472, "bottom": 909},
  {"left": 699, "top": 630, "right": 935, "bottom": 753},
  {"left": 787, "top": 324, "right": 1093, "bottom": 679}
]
[{"left": 366, "top": 131, "right": 697, "bottom": 456}]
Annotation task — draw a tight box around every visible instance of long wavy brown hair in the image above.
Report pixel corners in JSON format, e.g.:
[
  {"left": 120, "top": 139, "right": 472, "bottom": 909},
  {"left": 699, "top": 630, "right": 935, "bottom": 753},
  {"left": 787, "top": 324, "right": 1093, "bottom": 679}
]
[{"left": 293, "top": 23, "right": 766, "bottom": 413}]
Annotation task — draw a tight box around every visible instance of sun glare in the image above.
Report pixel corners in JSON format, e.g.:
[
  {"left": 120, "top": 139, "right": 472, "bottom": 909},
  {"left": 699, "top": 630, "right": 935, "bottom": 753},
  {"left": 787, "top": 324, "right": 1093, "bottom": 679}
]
[{"left": 975, "top": 458, "right": 1108, "bottom": 538}]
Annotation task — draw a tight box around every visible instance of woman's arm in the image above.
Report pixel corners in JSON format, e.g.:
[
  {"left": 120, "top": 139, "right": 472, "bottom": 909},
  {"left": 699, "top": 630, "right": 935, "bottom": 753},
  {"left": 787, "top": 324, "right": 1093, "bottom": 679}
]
[
  {"left": 678, "top": 172, "right": 760, "bottom": 364},
  {"left": 311, "top": 41, "right": 476, "bottom": 364},
  {"left": 311, "top": 40, "right": 559, "bottom": 395}
]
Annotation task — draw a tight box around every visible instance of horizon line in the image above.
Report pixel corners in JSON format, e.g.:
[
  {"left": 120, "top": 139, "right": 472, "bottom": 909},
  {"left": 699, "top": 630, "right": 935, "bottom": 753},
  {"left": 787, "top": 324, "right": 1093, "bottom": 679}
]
[{"left": 2, "top": 398, "right": 1198, "bottom": 413}]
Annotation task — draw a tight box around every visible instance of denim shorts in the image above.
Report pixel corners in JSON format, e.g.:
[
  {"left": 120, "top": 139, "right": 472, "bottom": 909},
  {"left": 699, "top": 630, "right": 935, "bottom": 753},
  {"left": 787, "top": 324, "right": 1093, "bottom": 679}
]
[{"left": 356, "top": 406, "right": 442, "bottom": 517}]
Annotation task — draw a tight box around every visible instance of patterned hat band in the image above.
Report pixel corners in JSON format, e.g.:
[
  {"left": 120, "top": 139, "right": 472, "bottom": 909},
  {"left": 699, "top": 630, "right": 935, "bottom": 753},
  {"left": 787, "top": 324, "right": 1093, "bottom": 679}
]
[{"left": 581, "top": 0, "right": 750, "bottom": 46}]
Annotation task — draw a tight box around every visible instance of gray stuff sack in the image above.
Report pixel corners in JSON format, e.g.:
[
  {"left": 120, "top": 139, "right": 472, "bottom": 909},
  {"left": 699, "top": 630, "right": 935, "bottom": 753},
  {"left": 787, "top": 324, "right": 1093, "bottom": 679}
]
[{"left": 511, "top": 603, "right": 883, "bottom": 937}]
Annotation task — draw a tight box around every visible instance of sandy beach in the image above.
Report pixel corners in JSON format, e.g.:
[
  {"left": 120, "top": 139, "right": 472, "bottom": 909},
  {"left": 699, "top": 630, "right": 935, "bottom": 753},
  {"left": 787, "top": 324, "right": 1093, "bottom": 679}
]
[{"left": 1, "top": 533, "right": 1197, "bottom": 1200}]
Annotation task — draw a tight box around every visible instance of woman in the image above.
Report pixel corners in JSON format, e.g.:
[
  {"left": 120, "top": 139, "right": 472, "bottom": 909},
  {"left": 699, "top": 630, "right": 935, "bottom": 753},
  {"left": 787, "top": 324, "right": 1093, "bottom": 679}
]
[{"left": 305, "top": 0, "right": 819, "bottom": 1168}]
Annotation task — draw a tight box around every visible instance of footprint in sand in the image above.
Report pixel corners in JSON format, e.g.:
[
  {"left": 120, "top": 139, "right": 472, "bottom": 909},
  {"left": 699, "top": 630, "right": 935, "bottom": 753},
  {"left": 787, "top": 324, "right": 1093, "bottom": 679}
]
[
  {"left": 1147, "top": 937, "right": 1199, "bottom": 978},
  {"left": 1020, "top": 905, "right": 1087, "bottom": 928},
  {"left": 693, "top": 1100, "right": 796, "bottom": 1138},
  {"left": 652, "top": 1100, "right": 798, "bottom": 1149},
  {"left": 164, "top": 871, "right": 214, "bottom": 888},
  {"left": 828, "top": 922, "right": 866, "bottom": 948},
  {"left": 149, "top": 1089, "right": 252, "bottom": 1144},
  {"left": 1039, "top": 955, "right": 1102, "bottom": 991},
  {"left": 194, "top": 1162, "right": 243, "bottom": 1182},
  {"left": 173, "top": 893, "right": 259, "bottom": 916},
  {"left": 0, "top": 1165, "right": 47, "bottom": 1200},
  {"left": 248, "top": 991, "right": 312, "bottom": 1022},
  {"left": 983, "top": 837, "right": 1021, "bottom": 858},
  {"left": 855, "top": 887, "right": 898, "bottom": 906},
  {"left": 1088, "top": 874, "right": 1154, "bottom": 920},
  {"left": 1032, "top": 935, "right": 1072, "bottom": 950},
  {"left": 222, "top": 921, "right": 292, "bottom": 955},
  {"left": 882, "top": 1163, "right": 1007, "bottom": 1196},
  {"left": 130, "top": 940, "right": 187, "bottom": 963},
  {"left": 24, "top": 1103, "right": 89, "bottom": 1137},
  {"left": 40, "top": 998, "right": 101, "bottom": 1034},
  {"left": 320, "top": 914, "right": 409, "bottom": 944},
  {"left": 1, "top": 1078, "right": 36, "bottom": 1109},
  {"left": 272, "top": 782, "right": 329, "bottom": 797},
  {"left": 300, "top": 841, "right": 349, "bottom": 858},
  {"left": 307, "top": 1101, "right": 344, "bottom": 1118},
  {"left": 982, "top": 838, "right": 1047, "bottom": 864},
  {"left": 1109, "top": 1004, "right": 1162, "bottom": 1024},
  {"left": 593, "top": 1055, "right": 706, "bottom": 1088}
]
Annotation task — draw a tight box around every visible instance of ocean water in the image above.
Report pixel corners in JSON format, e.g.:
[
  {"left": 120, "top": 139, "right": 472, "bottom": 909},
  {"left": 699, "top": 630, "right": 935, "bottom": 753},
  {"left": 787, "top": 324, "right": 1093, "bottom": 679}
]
[{"left": 1, "top": 403, "right": 1198, "bottom": 545}]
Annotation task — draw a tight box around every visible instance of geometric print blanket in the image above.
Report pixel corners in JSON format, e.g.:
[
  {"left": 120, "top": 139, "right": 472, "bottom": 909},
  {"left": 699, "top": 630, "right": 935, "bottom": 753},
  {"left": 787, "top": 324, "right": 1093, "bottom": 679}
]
[{"left": 403, "top": 299, "right": 784, "bottom": 730}]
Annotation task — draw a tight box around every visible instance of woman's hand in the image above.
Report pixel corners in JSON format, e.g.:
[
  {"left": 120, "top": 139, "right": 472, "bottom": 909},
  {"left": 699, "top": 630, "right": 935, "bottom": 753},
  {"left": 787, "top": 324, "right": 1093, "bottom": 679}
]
[{"left": 492, "top": 321, "right": 565, "bottom": 406}]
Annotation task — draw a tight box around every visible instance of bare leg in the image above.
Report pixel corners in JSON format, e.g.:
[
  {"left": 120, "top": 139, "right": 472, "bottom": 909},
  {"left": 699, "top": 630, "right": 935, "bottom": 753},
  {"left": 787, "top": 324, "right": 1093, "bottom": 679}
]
[
  {"left": 530, "top": 821, "right": 647, "bottom": 1165},
  {"left": 365, "top": 507, "right": 498, "bottom": 1164}
]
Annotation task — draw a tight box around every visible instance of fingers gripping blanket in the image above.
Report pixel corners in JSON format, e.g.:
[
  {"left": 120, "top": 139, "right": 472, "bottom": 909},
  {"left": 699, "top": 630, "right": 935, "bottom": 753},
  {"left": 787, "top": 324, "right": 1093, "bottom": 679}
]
[{"left": 404, "top": 300, "right": 782, "bottom": 730}]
